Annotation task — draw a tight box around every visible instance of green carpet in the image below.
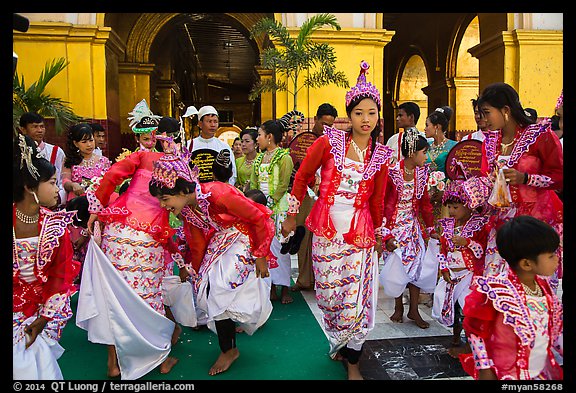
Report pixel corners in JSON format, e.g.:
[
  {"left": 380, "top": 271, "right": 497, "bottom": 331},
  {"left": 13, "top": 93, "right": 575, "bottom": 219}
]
[{"left": 59, "top": 287, "right": 345, "bottom": 380}]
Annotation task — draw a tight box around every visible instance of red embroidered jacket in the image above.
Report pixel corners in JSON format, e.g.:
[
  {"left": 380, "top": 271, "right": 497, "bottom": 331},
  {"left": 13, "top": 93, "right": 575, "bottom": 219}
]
[
  {"left": 462, "top": 272, "right": 563, "bottom": 380},
  {"left": 289, "top": 126, "right": 393, "bottom": 248},
  {"left": 177, "top": 181, "right": 276, "bottom": 272},
  {"left": 13, "top": 205, "right": 81, "bottom": 320},
  {"left": 382, "top": 160, "right": 435, "bottom": 240}
]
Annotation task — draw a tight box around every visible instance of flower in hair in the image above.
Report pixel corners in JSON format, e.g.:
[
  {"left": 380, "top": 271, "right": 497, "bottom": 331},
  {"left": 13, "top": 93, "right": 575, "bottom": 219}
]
[{"left": 555, "top": 90, "right": 563, "bottom": 110}]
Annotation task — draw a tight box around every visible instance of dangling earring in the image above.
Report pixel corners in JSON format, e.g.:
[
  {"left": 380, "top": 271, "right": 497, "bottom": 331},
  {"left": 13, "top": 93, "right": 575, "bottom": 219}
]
[
  {"left": 504, "top": 113, "right": 509, "bottom": 123},
  {"left": 31, "top": 191, "right": 39, "bottom": 205}
]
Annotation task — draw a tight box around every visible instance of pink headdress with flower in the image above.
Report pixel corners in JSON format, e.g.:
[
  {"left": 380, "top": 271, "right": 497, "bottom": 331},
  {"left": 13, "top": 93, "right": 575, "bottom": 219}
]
[
  {"left": 150, "top": 138, "right": 198, "bottom": 189},
  {"left": 442, "top": 179, "right": 469, "bottom": 206},
  {"left": 345, "top": 60, "right": 381, "bottom": 108},
  {"left": 555, "top": 90, "right": 563, "bottom": 111}
]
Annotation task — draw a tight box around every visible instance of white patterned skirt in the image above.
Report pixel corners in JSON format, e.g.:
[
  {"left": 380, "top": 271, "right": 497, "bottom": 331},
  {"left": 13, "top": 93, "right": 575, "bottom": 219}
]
[
  {"left": 193, "top": 226, "right": 272, "bottom": 335},
  {"left": 75, "top": 223, "right": 174, "bottom": 380},
  {"left": 313, "top": 201, "right": 378, "bottom": 357}
]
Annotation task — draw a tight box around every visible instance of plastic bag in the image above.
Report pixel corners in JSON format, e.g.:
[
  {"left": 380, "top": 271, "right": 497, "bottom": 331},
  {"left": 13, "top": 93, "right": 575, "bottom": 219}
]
[{"left": 488, "top": 168, "right": 512, "bottom": 208}]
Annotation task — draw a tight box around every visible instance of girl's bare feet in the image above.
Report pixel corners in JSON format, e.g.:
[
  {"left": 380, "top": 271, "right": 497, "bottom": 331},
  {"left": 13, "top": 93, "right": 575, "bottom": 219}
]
[
  {"left": 407, "top": 310, "right": 430, "bottom": 329},
  {"left": 159, "top": 356, "right": 179, "bottom": 374},
  {"left": 171, "top": 324, "right": 182, "bottom": 346},
  {"left": 280, "top": 286, "right": 293, "bottom": 304},
  {"left": 270, "top": 285, "right": 279, "bottom": 301},
  {"left": 448, "top": 342, "right": 471, "bottom": 358},
  {"left": 107, "top": 346, "right": 120, "bottom": 378},
  {"left": 209, "top": 348, "right": 240, "bottom": 376},
  {"left": 390, "top": 309, "right": 404, "bottom": 323},
  {"left": 346, "top": 362, "right": 364, "bottom": 380}
]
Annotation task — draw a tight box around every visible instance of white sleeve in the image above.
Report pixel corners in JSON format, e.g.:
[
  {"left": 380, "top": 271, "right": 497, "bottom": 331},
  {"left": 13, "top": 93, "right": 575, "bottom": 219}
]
[{"left": 227, "top": 143, "right": 237, "bottom": 186}]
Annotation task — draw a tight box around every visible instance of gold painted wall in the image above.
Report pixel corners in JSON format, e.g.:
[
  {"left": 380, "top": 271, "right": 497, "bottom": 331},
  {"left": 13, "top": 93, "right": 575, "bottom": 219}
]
[{"left": 13, "top": 22, "right": 110, "bottom": 120}]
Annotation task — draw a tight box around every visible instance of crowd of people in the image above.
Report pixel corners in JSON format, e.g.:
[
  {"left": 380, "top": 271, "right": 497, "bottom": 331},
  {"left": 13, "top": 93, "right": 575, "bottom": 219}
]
[{"left": 13, "top": 59, "right": 563, "bottom": 381}]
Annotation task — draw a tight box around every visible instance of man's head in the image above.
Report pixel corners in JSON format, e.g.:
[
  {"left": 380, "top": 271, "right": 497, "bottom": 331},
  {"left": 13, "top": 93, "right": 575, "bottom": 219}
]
[
  {"left": 198, "top": 106, "right": 219, "bottom": 139},
  {"left": 312, "top": 103, "right": 338, "bottom": 134},
  {"left": 19, "top": 112, "right": 46, "bottom": 144},
  {"left": 89, "top": 123, "right": 106, "bottom": 149},
  {"left": 396, "top": 102, "right": 420, "bottom": 129}
]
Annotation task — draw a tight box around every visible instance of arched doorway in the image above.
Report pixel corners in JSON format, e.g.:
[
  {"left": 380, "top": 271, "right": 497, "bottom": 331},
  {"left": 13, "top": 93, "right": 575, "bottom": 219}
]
[
  {"left": 103, "top": 13, "right": 269, "bottom": 154},
  {"left": 396, "top": 54, "right": 429, "bottom": 132}
]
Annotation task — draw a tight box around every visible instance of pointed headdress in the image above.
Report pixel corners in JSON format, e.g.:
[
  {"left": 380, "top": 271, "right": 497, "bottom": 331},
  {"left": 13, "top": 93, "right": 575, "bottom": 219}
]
[{"left": 345, "top": 60, "right": 381, "bottom": 108}]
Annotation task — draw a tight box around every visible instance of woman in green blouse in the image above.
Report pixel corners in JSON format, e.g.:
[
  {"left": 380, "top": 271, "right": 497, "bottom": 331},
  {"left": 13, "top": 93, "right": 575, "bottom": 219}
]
[
  {"left": 235, "top": 127, "right": 259, "bottom": 192},
  {"left": 424, "top": 106, "right": 458, "bottom": 222}
]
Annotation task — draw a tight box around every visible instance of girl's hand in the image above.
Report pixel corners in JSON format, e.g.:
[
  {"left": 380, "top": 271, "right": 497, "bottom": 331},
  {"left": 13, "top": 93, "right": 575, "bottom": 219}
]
[
  {"left": 502, "top": 168, "right": 524, "bottom": 185},
  {"left": 441, "top": 270, "right": 452, "bottom": 283},
  {"left": 281, "top": 215, "right": 296, "bottom": 238},
  {"left": 452, "top": 235, "right": 468, "bottom": 247},
  {"left": 255, "top": 257, "right": 269, "bottom": 278},
  {"left": 375, "top": 236, "right": 383, "bottom": 259},
  {"left": 87, "top": 214, "right": 100, "bottom": 236},
  {"left": 72, "top": 183, "right": 85, "bottom": 196},
  {"left": 179, "top": 266, "right": 190, "bottom": 282},
  {"left": 24, "top": 316, "right": 48, "bottom": 349},
  {"left": 385, "top": 238, "right": 398, "bottom": 252}
]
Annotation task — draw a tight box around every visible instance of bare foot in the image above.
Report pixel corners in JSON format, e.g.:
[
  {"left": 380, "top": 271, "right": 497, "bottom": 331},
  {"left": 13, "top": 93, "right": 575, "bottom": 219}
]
[
  {"left": 281, "top": 289, "right": 293, "bottom": 304},
  {"left": 107, "top": 346, "right": 120, "bottom": 378},
  {"left": 346, "top": 362, "right": 364, "bottom": 380},
  {"left": 389, "top": 309, "right": 404, "bottom": 323},
  {"left": 331, "top": 352, "right": 344, "bottom": 361},
  {"left": 159, "top": 356, "right": 179, "bottom": 374},
  {"left": 171, "top": 324, "right": 182, "bottom": 346},
  {"left": 209, "top": 348, "right": 240, "bottom": 376},
  {"left": 448, "top": 343, "right": 471, "bottom": 359},
  {"left": 270, "top": 285, "right": 279, "bottom": 301},
  {"left": 407, "top": 311, "right": 430, "bottom": 329},
  {"left": 107, "top": 365, "right": 120, "bottom": 378}
]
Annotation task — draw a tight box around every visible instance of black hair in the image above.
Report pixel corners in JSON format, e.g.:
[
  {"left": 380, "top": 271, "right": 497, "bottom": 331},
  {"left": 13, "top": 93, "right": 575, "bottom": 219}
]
[
  {"left": 400, "top": 134, "right": 429, "bottom": 158},
  {"left": 212, "top": 149, "right": 233, "bottom": 183},
  {"left": 471, "top": 98, "right": 479, "bottom": 110},
  {"left": 13, "top": 134, "right": 56, "bottom": 202},
  {"left": 496, "top": 215, "right": 560, "bottom": 269},
  {"left": 398, "top": 102, "right": 420, "bottom": 124},
  {"left": 89, "top": 122, "right": 105, "bottom": 133},
  {"left": 345, "top": 94, "right": 382, "bottom": 156},
  {"left": 66, "top": 195, "right": 89, "bottom": 227},
  {"left": 64, "top": 123, "right": 95, "bottom": 168},
  {"left": 316, "top": 103, "right": 338, "bottom": 118},
  {"left": 19, "top": 112, "right": 44, "bottom": 128},
  {"left": 550, "top": 115, "right": 560, "bottom": 131},
  {"left": 244, "top": 188, "right": 267, "bottom": 206},
  {"left": 240, "top": 127, "right": 258, "bottom": 142},
  {"left": 261, "top": 119, "right": 284, "bottom": 145},
  {"left": 427, "top": 106, "right": 453, "bottom": 133},
  {"left": 477, "top": 82, "right": 534, "bottom": 127},
  {"left": 524, "top": 108, "right": 538, "bottom": 123},
  {"left": 149, "top": 177, "right": 197, "bottom": 198}
]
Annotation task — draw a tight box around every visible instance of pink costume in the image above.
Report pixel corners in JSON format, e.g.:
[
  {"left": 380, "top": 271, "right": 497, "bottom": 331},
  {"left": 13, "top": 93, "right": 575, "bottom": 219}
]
[
  {"left": 461, "top": 272, "right": 563, "bottom": 380},
  {"left": 78, "top": 149, "right": 180, "bottom": 380},
  {"left": 63, "top": 154, "right": 111, "bottom": 202},
  {"left": 480, "top": 124, "right": 563, "bottom": 281},
  {"left": 63, "top": 154, "right": 112, "bottom": 265},
  {"left": 13, "top": 205, "right": 80, "bottom": 380}
]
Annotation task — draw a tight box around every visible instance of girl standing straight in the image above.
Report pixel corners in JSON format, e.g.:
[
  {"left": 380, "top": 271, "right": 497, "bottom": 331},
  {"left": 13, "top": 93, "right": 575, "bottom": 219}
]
[
  {"left": 250, "top": 120, "right": 295, "bottom": 304},
  {"left": 281, "top": 61, "right": 393, "bottom": 380},
  {"left": 379, "top": 129, "right": 438, "bottom": 329}
]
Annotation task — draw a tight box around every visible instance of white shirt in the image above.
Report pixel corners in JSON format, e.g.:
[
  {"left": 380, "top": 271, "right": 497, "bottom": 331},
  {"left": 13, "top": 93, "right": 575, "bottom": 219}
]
[
  {"left": 386, "top": 127, "right": 431, "bottom": 163},
  {"left": 188, "top": 136, "right": 237, "bottom": 185},
  {"left": 462, "top": 130, "right": 487, "bottom": 143},
  {"left": 37, "top": 141, "right": 67, "bottom": 206}
]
